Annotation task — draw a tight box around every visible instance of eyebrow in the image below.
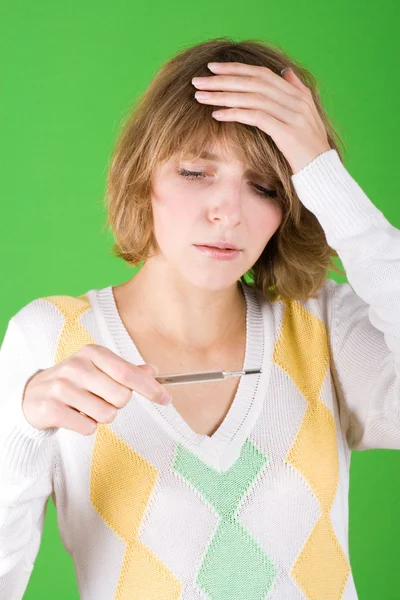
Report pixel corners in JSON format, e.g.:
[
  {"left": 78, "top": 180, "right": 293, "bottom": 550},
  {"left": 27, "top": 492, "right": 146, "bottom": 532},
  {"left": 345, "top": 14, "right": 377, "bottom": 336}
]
[
  {"left": 183, "top": 150, "right": 268, "bottom": 180},
  {"left": 196, "top": 151, "right": 223, "bottom": 161}
]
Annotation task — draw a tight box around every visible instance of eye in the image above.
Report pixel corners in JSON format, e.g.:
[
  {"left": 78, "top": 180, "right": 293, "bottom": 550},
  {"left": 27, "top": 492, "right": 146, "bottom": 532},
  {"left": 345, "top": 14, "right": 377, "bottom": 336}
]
[
  {"left": 177, "top": 168, "right": 277, "bottom": 198},
  {"left": 253, "top": 184, "right": 278, "bottom": 199},
  {"left": 178, "top": 168, "right": 206, "bottom": 180}
]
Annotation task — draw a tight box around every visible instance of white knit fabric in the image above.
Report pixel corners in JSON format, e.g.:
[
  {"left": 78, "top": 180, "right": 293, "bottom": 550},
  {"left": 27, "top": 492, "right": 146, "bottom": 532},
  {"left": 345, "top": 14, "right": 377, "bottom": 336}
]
[{"left": 1, "top": 149, "right": 399, "bottom": 600}]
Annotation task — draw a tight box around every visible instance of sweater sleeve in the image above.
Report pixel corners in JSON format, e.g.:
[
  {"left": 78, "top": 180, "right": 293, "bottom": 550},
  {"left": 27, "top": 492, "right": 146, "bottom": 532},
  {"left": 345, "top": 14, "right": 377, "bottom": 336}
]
[
  {"left": 0, "top": 315, "right": 58, "bottom": 599},
  {"left": 291, "top": 149, "right": 400, "bottom": 451}
]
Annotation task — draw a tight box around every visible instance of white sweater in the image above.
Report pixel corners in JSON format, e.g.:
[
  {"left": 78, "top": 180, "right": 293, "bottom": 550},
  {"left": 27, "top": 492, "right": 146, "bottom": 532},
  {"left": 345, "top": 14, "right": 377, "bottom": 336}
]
[{"left": 1, "top": 149, "right": 400, "bottom": 600}]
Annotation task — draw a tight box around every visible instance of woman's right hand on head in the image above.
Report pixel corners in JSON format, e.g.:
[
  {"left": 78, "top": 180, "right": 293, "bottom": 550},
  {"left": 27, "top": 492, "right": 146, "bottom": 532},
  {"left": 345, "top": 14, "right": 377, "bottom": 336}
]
[{"left": 21, "top": 344, "right": 171, "bottom": 436}]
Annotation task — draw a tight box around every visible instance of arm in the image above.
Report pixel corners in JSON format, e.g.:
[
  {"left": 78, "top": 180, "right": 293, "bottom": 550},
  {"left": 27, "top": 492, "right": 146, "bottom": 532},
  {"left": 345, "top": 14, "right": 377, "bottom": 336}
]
[
  {"left": 291, "top": 149, "right": 400, "bottom": 450},
  {"left": 0, "top": 315, "right": 57, "bottom": 599}
]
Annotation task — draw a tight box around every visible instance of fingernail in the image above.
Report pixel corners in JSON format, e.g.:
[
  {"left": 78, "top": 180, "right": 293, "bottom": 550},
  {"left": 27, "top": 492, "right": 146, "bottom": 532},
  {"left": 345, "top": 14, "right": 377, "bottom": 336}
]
[
  {"left": 281, "top": 67, "right": 292, "bottom": 76},
  {"left": 148, "top": 363, "right": 159, "bottom": 375},
  {"left": 195, "top": 91, "right": 211, "bottom": 99},
  {"left": 160, "top": 392, "right": 172, "bottom": 406},
  {"left": 208, "top": 62, "right": 223, "bottom": 70}
]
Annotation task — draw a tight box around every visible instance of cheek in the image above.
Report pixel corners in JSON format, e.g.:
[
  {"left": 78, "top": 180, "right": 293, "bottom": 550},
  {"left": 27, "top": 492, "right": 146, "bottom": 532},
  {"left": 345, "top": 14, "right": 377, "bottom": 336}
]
[
  {"left": 151, "top": 190, "right": 196, "bottom": 243},
  {"left": 249, "top": 203, "right": 283, "bottom": 242}
]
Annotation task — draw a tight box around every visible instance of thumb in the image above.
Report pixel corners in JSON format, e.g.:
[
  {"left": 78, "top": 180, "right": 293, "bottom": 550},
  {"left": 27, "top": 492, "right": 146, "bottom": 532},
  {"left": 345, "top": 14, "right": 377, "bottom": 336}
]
[{"left": 140, "top": 363, "right": 160, "bottom": 376}]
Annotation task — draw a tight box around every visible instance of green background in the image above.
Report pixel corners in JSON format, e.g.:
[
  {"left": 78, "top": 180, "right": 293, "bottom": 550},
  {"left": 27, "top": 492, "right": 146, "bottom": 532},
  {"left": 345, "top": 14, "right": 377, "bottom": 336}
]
[{"left": 1, "top": 0, "right": 399, "bottom": 598}]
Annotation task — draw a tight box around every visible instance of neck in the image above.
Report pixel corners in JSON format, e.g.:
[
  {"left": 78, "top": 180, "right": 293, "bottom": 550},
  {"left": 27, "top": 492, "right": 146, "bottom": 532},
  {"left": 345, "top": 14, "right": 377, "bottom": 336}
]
[{"left": 114, "top": 262, "right": 247, "bottom": 354}]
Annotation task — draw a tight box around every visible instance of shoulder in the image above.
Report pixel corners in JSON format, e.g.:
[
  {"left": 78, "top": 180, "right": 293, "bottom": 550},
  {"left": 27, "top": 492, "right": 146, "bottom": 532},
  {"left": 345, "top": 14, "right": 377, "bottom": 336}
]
[
  {"left": 12, "top": 290, "right": 93, "bottom": 328},
  {"left": 253, "top": 277, "right": 342, "bottom": 311},
  {"left": 9, "top": 290, "right": 95, "bottom": 367},
  {"left": 289, "top": 278, "right": 364, "bottom": 346},
  {"left": 254, "top": 278, "right": 351, "bottom": 335}
]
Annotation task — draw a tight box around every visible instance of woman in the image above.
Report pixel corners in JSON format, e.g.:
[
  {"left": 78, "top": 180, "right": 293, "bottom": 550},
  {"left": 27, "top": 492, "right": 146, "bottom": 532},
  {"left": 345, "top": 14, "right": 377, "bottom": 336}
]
[{"left": 1, "top": 37, "right": 398, "bottom": 600}]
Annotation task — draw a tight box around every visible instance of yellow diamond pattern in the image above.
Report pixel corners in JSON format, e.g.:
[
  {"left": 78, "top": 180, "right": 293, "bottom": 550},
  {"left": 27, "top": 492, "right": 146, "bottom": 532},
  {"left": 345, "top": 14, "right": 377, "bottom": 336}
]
[
  {"left": 274, "top": 298, "right": 351, "bottom": 600},
  {"left": 44, "top": 293, "right": 183, "bottom": 600}
]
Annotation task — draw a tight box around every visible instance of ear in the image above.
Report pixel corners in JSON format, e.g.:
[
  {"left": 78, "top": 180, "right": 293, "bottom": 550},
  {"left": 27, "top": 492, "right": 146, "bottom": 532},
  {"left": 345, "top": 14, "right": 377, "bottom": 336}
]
[{"left": 281, "top": 68, "right": 310, "bottom": 94}]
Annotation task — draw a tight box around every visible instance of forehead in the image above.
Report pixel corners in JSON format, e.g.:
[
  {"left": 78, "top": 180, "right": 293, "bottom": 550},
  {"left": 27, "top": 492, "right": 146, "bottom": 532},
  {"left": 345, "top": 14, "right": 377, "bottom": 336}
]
[{"left": 181, "top": 142, "right": 240, "bottom": 163}]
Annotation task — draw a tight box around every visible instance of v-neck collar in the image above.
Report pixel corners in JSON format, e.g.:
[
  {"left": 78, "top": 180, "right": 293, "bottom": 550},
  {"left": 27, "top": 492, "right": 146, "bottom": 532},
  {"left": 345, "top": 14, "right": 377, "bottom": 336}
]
[{"left": 87, "top": 279, "right": 274, "bottom": 471}]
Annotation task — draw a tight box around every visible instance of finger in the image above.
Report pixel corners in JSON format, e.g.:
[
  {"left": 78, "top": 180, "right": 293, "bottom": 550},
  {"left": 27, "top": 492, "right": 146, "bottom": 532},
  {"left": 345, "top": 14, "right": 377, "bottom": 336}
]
[
  {"left": 85, "top": 362, "right": 166, "bottom": 407},
  {"left": 76, "top": 358, "right": 135, "bottom": 408},
  {"left": 194, "top": 74, "right": 303, "bottom": 108},
  {"left": 58, "top": 384, "right": 119, "bottom": 424},
  {"left": 81, "top": 344, "right": 170, "bottom": 406},
  {"left": 49, "top": 400, "right": 99, "bottom": 436},
  {"left": 196, "top": 91, "right": 298, "bottom": 125},
  {"left": 211, "top": 107, "right": 288, "bottom": 138},
  {"left": 207, "top": 62, "right": 303, "bottom": 97}
]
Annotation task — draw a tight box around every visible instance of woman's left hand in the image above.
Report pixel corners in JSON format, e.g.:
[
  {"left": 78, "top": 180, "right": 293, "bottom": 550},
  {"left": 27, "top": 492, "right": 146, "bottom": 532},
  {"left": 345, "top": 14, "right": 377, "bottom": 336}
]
[{"left": 192, "top": 62, "right": 332, "bottom": 175}]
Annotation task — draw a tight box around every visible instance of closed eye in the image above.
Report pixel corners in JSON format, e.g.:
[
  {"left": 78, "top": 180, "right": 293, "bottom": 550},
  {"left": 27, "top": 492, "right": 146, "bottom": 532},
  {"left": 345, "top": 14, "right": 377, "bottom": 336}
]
[{"left": 177, "top": 168, "right": 278, "bottom": 198}]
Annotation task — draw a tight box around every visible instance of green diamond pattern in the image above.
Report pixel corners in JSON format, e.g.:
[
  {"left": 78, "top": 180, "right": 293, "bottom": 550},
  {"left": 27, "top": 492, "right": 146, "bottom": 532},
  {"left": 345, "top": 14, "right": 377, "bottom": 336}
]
[{"left": 173, "top": 439, "right": 278, "bottom": 600}]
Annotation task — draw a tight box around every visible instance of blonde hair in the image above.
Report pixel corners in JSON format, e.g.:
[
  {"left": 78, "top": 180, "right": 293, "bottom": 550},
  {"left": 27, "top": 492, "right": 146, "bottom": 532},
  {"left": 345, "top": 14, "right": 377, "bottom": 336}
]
[{"left": 103, "top": 37, "right": 346, "bottom": 303}]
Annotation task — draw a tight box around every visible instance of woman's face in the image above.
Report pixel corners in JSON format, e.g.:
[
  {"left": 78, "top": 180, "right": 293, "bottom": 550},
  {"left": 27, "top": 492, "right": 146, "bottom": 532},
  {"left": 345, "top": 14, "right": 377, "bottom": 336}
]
[{"left": 149, "top": 143, "right": 283, "bottom": 291}]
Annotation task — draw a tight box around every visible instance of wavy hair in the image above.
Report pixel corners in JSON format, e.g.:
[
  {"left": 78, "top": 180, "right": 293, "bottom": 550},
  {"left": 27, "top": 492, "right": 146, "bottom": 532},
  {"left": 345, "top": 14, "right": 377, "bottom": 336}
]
[{"left": 103, "top": 37, "right": 346, "bottom": 303}]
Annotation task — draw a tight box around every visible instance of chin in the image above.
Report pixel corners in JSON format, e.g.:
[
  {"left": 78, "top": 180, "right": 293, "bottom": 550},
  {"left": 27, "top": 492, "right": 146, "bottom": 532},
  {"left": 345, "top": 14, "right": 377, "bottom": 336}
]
[{"left": 179, "top": 268, "right": 242, "bottom": 292}]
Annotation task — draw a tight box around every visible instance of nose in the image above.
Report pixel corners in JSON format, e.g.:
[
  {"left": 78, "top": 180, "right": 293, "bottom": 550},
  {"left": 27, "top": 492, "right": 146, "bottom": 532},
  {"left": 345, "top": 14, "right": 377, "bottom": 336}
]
[{"left": 208, "top": 186, "right": 243, "bottom": 228}]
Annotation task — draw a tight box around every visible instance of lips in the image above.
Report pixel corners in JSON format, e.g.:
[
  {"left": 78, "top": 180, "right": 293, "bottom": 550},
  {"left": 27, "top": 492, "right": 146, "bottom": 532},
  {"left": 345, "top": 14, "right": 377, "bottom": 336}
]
[
  {"left": 198, "top": 243, "right": 239, "bottom": 251},
  {"left": 194, "top": 245, "right": 241, "bottom": 260},
  {"left": 196, "top": 245, "right": 233, "bottom": 249},
  {"left": 207, "top": 245, "right": 235, "bottom": 250}
]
